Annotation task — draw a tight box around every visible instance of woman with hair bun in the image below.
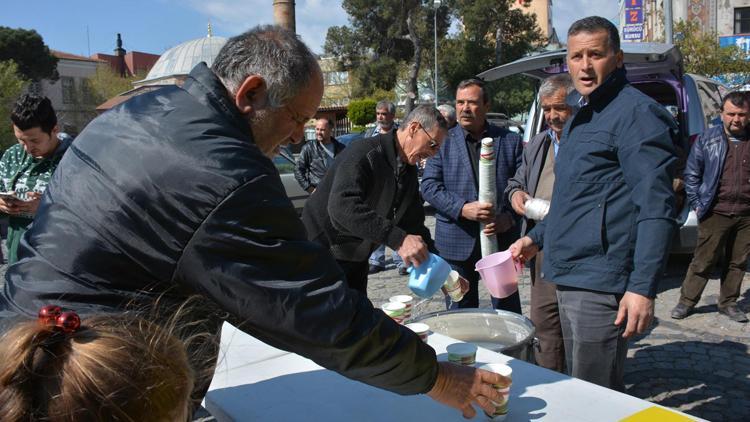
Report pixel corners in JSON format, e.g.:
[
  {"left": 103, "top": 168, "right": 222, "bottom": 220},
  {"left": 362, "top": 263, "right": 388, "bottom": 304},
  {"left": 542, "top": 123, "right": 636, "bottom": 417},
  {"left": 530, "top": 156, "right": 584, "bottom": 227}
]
[{"left": 0, "top": 306, "right": 194, "bottom": 422}]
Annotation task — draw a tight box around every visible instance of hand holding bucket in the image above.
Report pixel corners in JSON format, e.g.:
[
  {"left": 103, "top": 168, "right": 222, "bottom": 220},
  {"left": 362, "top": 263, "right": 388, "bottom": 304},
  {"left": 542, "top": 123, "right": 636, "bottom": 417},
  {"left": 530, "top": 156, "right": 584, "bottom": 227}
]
[{"left": 475, "top": 250, "right": 520, "bottom": 299}]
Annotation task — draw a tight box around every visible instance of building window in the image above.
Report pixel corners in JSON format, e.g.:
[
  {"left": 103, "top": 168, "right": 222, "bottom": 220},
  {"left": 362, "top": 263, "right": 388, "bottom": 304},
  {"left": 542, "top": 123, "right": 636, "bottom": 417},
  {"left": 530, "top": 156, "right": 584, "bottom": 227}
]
[
  {"left": 61, "top": 77, "right": 75, "bottom": 104},
  {"left": 80, "top": 78, "right": 94, "bottom": 104},
  {"left": 735, "top": 8, "right": 750, "bottom": 34},
  {"left": 324, "top": 71, "right": 349, "bottom": 86}
]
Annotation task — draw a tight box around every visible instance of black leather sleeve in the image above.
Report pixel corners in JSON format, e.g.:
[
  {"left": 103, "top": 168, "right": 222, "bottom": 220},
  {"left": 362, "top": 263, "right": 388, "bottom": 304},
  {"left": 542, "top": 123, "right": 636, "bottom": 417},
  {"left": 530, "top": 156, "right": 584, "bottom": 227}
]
[
  {"left": 293, "top": 143, "right": 313, "bottom": 192},
  {"left": 173, "top": 171, "right": 438, "bottom": 395}
]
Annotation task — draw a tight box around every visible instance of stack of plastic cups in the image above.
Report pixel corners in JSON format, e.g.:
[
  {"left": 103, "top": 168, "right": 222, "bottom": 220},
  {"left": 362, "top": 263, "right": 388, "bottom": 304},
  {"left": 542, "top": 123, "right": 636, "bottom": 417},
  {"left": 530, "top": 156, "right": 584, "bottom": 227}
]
[
  {"left": 478, "top": 363, "right": 513, "bottom": 420},
  {"left": 381, "top": 302, "right": 406, "bottom": 324},
  {"left": 442, "top": 270, "right": 465, "bottom": 303},
  {"left": 524, "top": 198, "right": 550, "bottom": 220},
  {"left": 405, "top": 323, "right": 430, "bottom": 342},
  {"left": 389, "top": 295, "right": 413, "bottom": 320},
  {"left": 446, "top": 343, "right": 478, "bottom": 366}
]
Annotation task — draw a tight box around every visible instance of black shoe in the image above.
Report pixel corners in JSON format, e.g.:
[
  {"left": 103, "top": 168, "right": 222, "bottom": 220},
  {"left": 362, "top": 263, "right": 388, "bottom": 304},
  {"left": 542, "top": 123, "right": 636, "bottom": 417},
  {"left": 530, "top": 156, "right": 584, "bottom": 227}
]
[
  {"left": 718, "top": 305, "right": 748, "bottom": 323},
  {"left": 368, "top": 265, "right": 384, "bottom": 274},
  {"left": 398, "top": 266, "right": 409, "bottom": 276},
  {"left": 670, "top": 303, "right": 693, "bottom": 320}
]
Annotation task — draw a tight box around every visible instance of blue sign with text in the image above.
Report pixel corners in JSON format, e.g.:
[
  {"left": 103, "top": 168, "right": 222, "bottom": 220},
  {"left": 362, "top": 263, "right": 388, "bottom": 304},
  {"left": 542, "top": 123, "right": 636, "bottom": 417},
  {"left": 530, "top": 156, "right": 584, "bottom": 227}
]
[
  {"left": 623, "top": 24, "right": 644, "bottom": 41},
  {"left": 623, "top": 0, "right": 643, "bottom": 41}
]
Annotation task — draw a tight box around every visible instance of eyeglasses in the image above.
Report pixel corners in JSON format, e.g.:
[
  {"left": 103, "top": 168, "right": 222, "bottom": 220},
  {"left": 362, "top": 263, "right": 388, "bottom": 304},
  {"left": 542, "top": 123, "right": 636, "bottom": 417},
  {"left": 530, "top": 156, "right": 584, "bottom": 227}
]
[{"left": 421, "top": 126, "right": 440, "bottom": 149}]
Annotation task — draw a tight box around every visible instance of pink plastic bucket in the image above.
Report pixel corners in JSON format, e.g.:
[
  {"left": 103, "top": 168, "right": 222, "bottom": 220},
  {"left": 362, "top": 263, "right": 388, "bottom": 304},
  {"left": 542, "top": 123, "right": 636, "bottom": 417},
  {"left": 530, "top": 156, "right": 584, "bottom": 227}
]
[{"left": 475, "top": 250, "right": 519, "bottom": 299}]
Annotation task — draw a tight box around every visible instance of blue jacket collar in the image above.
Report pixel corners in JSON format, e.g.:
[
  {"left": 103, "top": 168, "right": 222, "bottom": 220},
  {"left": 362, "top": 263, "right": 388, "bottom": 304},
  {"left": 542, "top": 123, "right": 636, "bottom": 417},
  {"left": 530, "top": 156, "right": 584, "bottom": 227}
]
[{"left": 566, "top": 67, "right": 628, "bottom": 108}]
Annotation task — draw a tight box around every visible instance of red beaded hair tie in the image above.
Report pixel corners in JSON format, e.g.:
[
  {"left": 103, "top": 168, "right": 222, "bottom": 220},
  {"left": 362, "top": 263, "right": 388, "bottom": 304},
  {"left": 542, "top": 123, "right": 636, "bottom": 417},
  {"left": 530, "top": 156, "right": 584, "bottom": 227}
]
[{"left": 38, "top": 305, "right": 81, "bottom": 334}]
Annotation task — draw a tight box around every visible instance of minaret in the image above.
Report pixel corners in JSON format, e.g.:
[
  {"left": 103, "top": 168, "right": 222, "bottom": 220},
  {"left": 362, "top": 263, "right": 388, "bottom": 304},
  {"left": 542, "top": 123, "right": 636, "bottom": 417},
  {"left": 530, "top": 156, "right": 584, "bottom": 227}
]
[
  {"left": 273, "top": 0, "right": 296, "bottom": 32},
  {"left": 114, "top": 33, "right": 127, "bottom": 77}
]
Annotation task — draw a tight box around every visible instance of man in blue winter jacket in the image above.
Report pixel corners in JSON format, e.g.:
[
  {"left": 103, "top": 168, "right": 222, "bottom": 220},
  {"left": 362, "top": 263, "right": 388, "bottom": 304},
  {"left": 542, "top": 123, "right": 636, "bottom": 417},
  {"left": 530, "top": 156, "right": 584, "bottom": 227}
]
[
  {"left": 510, "top": 16, "right": 678, "bottom": 391},
  {"left": 671, "top": 91, "right": 750, "bottom": 323}
]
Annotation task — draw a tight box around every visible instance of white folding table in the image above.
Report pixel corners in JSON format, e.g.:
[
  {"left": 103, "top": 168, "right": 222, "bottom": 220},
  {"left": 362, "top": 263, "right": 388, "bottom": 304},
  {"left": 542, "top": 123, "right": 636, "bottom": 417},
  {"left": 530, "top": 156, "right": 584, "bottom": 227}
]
[{"left": 205, "top": 323, "right": 701, "bottom": 421}]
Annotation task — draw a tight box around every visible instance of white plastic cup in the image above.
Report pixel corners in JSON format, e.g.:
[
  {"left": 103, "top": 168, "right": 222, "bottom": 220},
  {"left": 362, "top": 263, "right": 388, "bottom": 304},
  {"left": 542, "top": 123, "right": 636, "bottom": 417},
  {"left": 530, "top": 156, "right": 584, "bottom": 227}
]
[
  {"left": 442, "top": 270, "right": 465, "bottom": 302},
  {"left": 381, "top": 302, "right": 406, "bottom": 324},
  {"left": 381, "top": 302, "right": 405, "bottom": 317},
  {"left": 389, "top": 295, "right": 413, "bottom": 319},
  {"left": 405, "top": 322, "right": 430, "bottom": 342},
  {"left": 478, "top": 363, "right": 513, "bottom": 420},
  {"left": 524, "top": 198, "right": 550, "bottom": 220},
  {"left": 446, "top": 342, "right": 478, "bottom": 366}
]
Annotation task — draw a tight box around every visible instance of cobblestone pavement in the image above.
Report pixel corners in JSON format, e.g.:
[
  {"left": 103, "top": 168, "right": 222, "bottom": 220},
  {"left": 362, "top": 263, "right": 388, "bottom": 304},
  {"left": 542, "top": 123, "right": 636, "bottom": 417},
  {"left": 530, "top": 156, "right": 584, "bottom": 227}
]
[
  {"left": 2, "top": 214, "right": 748, "bottom": 421},
  {"left": 367, "top": 213, "right": 750, "bottom": 422}
]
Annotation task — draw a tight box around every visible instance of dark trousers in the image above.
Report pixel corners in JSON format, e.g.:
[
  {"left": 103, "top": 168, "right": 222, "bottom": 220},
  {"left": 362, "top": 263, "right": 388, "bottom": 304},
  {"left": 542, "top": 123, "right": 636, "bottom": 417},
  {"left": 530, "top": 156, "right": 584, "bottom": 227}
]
[
  {"left": 679, "top": 212, "right": 750, "bottom": 309},
  {"left": 557, "top": 286, "right": 627, "bottom": 391},
  {"left": 337, "top": 259, "right": 370, "bottom": 294},
  {"left": 531, "top": 251, "right": 565, "bottom": 372},
  {"left": 445, "top": 242, "right": 522, "bottom": 313}
]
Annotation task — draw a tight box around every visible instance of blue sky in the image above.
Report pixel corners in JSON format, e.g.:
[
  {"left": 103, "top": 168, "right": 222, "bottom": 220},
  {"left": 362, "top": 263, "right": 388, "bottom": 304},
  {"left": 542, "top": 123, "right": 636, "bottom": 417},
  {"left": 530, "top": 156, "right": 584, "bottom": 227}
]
[{"left": 2, "top": 1, "right": 619, "bottom": 57}]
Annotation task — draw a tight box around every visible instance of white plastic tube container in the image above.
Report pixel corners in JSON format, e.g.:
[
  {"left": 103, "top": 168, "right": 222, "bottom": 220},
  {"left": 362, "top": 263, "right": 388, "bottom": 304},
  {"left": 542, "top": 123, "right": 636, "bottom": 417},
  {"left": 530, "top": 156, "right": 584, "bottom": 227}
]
[{"left": 478, "top": 137, "right": 498, "bottom": 257}]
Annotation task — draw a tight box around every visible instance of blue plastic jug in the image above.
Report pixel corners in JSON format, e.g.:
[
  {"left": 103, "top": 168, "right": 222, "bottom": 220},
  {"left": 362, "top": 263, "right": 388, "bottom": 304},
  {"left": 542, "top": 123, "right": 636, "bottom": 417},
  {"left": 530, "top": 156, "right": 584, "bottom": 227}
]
[{"left": 408, "top": 253, "right": 451, "bottom": 298}]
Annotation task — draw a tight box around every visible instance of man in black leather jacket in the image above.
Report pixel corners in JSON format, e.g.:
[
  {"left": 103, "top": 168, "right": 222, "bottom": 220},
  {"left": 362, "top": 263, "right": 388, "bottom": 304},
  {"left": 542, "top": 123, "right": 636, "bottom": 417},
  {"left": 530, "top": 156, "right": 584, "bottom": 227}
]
[
  {"left": 293, "top": 118, "right": 345, "bottom": 193},
  {"left": 0, "top": 25, "right": 504, "bottom": 417}
]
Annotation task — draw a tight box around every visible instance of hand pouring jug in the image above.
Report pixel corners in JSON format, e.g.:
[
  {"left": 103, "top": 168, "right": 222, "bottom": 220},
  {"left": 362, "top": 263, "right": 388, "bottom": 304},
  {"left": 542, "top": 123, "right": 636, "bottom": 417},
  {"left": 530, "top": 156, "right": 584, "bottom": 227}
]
[{"left": 408, "top": 253, "right": 451, "bottom": 298}]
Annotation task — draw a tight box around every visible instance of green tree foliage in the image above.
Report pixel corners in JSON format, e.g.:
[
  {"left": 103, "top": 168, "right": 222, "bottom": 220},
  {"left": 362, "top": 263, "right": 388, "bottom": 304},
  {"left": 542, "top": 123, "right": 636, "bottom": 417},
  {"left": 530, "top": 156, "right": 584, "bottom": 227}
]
[
  {"left": 440, "top": 0, "right": 545, "bottom": 116},
  {"left": 325, "top": 0, "right": 452, "bottom": 115},
  {"left": 348, "top": 98, "right": 377, "bottom": 126},
  {"left": 674, "top": 20, "right": 750, "bottom": 77},
  {"left": 87, "top": 64, "right": 142, "bottom": 104},
  {"left": 0, "top": 60, "right": 28, "bottom": 151},
  {"left": 0, "top": 27, "right": 58, "bottom": 81},
  {"left": 489, "top": 75, "right": 536, "bottom": 117}
]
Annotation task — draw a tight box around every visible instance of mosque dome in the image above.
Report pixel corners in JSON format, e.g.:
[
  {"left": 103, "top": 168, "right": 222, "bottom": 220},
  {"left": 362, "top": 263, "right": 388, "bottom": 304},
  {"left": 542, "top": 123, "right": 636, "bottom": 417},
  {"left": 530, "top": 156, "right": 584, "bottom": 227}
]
[{"left": 139, "top": 34, "right": 227, "bottom": 84}]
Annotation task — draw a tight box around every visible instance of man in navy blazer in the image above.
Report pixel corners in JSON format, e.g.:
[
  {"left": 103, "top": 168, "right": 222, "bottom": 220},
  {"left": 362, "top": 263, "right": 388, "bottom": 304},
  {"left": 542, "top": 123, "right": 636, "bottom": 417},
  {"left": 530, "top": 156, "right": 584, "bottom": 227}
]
[{"left": 421, "top": 79, "right": 523, "bottom": 312}]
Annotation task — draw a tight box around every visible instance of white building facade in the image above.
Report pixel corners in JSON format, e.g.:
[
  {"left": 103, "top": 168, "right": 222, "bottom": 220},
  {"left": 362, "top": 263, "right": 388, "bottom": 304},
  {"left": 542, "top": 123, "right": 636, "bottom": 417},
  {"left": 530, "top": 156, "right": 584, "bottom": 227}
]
[
  {"left": 31, "top": 51, "right": 100, "bottom": 135},
  {"left": 619, "top": 0, "right": 750, "bottom": 47}
]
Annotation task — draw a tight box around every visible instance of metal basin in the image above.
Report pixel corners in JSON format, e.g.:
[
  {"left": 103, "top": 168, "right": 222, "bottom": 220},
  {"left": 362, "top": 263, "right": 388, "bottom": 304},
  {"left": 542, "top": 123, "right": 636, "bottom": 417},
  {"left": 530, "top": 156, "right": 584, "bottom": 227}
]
[{"left": 411, "top": 309, "right": 536, "bottom": 363}]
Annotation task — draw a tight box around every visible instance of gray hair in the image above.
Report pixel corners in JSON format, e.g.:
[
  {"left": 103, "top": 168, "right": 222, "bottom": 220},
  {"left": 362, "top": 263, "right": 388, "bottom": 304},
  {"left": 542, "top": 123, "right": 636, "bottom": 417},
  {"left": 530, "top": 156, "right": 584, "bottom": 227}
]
[
  {"left": 376, "top": 100, "right": 396, "bottom": 114},
  {"left": 437, "top": 104, "right": 456, "bottom": 120},
  {"left": 211, "top": 25, "right": 319, "bottom": 108},
  {"left": 568, "top": 16, "right": 620, "bottom": 53},
  {"left": 401, "top": 105, "right": 448, "bottom": 132},
  {"left": 539, "top": 74, "right": 575, "bottom": 99}
]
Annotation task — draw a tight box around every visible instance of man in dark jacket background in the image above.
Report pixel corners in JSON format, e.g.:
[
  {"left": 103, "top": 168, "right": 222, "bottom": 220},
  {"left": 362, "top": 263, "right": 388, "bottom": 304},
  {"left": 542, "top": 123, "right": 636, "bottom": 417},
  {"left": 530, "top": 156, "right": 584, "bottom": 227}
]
[
  {"left": 0, "top": 26, "right": 504, "bottom": 417},
  {"left": 505, "top": 73, "right": 575, "bottom": 373},
  {"left": 671, "top": 91, "right": 750, "bottom": 323},
  {"left": 303, "top": 105, "right": 447, "bottom": 293},
  {"left": 510, "top": 16, "right": 677, "bottom": 391},
  {"left": 293, "top": 118, "right": 344, "bottom": 193}
]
